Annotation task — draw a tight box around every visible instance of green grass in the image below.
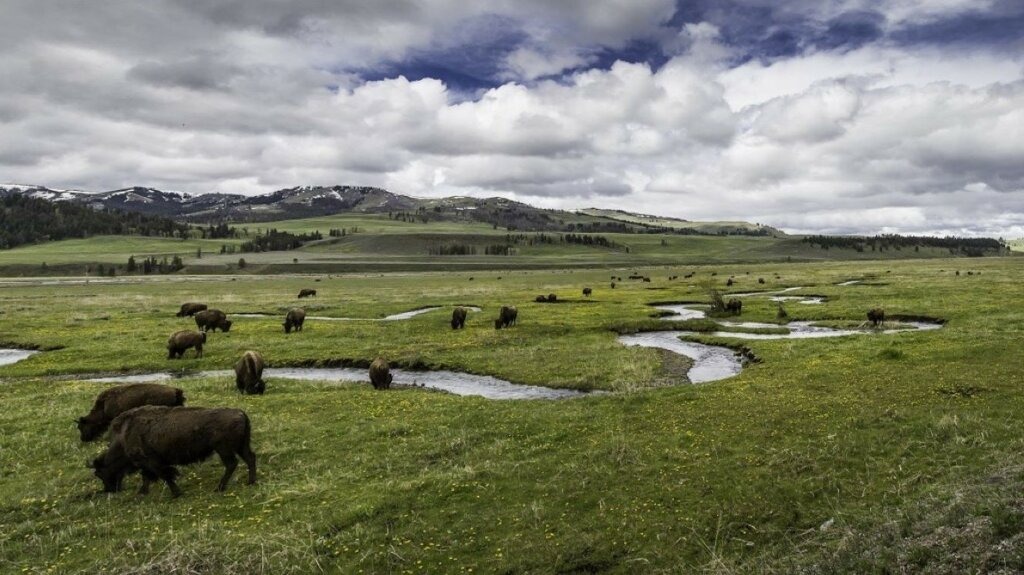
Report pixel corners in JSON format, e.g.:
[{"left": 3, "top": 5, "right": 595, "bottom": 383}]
[{"left": 1, "top": 257, "right": 1024, "bottom": 572}]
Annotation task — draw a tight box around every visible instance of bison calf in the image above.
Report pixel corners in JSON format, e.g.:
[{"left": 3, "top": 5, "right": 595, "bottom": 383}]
[
  {"left": 77, "top": 384, "right": 185, "bottom": 442},
  {"left": 176, "top": 303, "right": 207, "bottom": 317},
  {"left": 90, "top": 406, "right": 256, "bottom": 497},
  {"left": 234, "top": 351, "right": 266, "bottom": 395},
  {"left": 195, "top": 309, "right": 232, "bottom": 333},
  {"left": 451, "top": 307, "right": 467, "bottom": 329},
  {"left": 167, "top": 330, "right": 206, "bottom": 359},
  {"left": 283, "top": 308, "right": 306, "bottom": 334},
  {"left": 297, "top": 289, "right": 317, "bottom": 298},
  {"left": 369, "top": 357, "right": 393, "bottom": 390}
]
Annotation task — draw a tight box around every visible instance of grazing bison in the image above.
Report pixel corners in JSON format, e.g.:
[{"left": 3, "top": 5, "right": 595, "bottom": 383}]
[
  {"left": 167, "top": 330, "right": 206, "bottom": 359},
  {"left": 642, "top": 277, "right": 651, "bottom": 283},
  {"left": 725, "top": 298, "right": 743, "bottom": 315},
  {"left": 369, "top": 357, "right": 393, "bottom": 390},
  {"left": 495, "top": 305, "right": 518, "bottom": 329},
  {"left": 297, "top": 289, "right": 317, "bottom": 298},
  {"left": 90, "top": 406, "right": 256, "bottom": 497},
  {"left": 451, "top": 307, "right": 467, "bottom": 329},
  {"left": 610, "top": 282, "right": 616, "bottom": 289},
  {"left": 535, "top": 295, "right": 548, "bottom": 303},
  {"left": 726, "top": 278, "right": 734, "bottom": 286},
  {"left": 283, "top": 308, "right": 306, "bottom": 334},
  {"left": 77, "top": 384, "right": 185, "bottom": 442},
  {"left": 234, "top": 351, "right": 266, "bottom": 395},
  {"left": 547, "top": 294, "right": 557, "bottom": 303},
  {"left": 175, "top": 303, "right": 207, "bottom": 317},
  {"left": 867, "top": 308, "right": 885, "bottom": 327},
  {"left": 195, "top": 309, "right": 232, "bottom": 333},
  {"left": 582, "top": 287, "right": 592, "bottom": 297},
  {"left": 758, "top": 278, "right": 765, "bottom": 284}
]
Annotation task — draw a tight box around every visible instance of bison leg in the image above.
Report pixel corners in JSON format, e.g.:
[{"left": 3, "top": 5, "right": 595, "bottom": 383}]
[
  {"left": 216, "top": 450, "right": 238, "bottom": 491},
  {"left": 254, "top": 380, "right": 266, "bottom": 395},
  {"left": 157, "top": 467, "right": 182, "bottom": 498},
  {"left": 240, "top": 444, "right": 257, "bottom": 485},
  {"left": 138, "top": 468, "right": 160, "bottom": 495},
  {"left": 194, "top": 345, "right": 203, "bottom": 359}
]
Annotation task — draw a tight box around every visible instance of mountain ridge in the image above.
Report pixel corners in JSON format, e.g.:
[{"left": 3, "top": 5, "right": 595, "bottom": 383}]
[{"left": 0, "top": 183, "right": 782, "bottom": 236}]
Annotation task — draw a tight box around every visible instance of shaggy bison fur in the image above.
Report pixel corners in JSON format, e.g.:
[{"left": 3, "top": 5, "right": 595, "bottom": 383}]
[
  {"left": 195, "top": 309, "right": 232, "bottom": 332},
  {"left": 867, "top": 308, "right": 885, "bottom": 327},
  {"left": 297, "top": 289, "right": 317, "bottom": 298},
  {"left": 495, "top": 305, "right": 518, "bottom": 329},
  {"left": 90, "top": 406, "right": 256, "bottom": 497},
  {"left": 167, "top": 330, "right": 206, "bottom": 359},
  {"left": 234, "top": 351, "right": 266, "bottom": 395},
  {"left": 77, "top": 384, "right": 185, "bottom": 442},
  {"left": 283, "top": 308, "right": 306, "bottom": 334},
  {"left": 582, "top": 287, "right": 592, "bottom": 297},
  {"left": 369, "top": 357, "right": 393, "bottom": 390},
  {"left": 175, "top": 303, "right": 207, "bottom": 317},
  {"left": 451, "top": 307, "right": 467, "bottom": 329}
]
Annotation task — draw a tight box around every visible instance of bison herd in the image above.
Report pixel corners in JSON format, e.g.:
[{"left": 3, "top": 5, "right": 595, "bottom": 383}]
[{"left": 75, "top": 276, "right": 891, "bottom": 497}]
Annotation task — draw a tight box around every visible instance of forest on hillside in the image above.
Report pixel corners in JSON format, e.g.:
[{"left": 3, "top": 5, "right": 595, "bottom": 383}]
[{"left": 0, "top": 194, "right": 189, "bottom": 249}]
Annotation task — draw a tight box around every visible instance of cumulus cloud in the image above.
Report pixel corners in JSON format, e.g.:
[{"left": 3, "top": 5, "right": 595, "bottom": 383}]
[{"left": 0, "top": 0, "right": 1022, "bottom": 235}]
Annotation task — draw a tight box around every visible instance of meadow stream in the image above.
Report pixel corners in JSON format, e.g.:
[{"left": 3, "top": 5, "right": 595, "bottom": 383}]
[{"left": 0, "top": 291, "right": 942, "bottom": 399}]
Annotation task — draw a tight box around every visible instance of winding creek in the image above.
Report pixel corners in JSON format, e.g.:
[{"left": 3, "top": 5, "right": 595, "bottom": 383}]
[{"left": 0, "top": 290, "right": 942, "bottom": 399}]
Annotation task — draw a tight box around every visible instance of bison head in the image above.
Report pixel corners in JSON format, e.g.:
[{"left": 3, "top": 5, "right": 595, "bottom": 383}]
[
  {"left": 222, "top": 320, "right": 233, "bottom": 333},
  {"left": 494, "top": 318, "right": 503, "bottom": 330},
  {"left": 77, "top": 417, "right": 104, "bottom": 442},
  {"left": 89, "top": 454, "right": 126, "bottom": 493},
  {"left": 283, "top": 321, "right": 292, "bottom": 334}
]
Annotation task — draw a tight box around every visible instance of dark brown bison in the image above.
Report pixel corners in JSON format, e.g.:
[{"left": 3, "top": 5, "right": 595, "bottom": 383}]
[
  {"left": 495, "top": 305, "right": 518, "bottom": 329},
  {"left": 175, "top": 303, "right": 207, "bottom": 317},
  {"left": 758, "top": 278, "right": 765, "bottom": 284},
  {"left": 725, "top": 298, "right": 743, "bottom": 314},
  {"left": 451, "top": 307, "right": 467, "bottom": 329},
  {"left": 283, "top": 308, "right": 306, "bottom": 334},
  {"left": 726, "top": 278, "right": 734, "bottom": 286},
  {"left": 582, "top": 287, "right": 592, "bottom": 297},
  {"left": 77, "top": 384, "right": 185, "bottom": 442},
  {"left": 297, "top": 289, "right": 317, "bottom": 298},
  {"left": 535, "top": 295, "right": 547, "bottom": 303},
  {"left": 867, "top": 308, "right": 885, "bottom": 327},
  {"left": 369, "top": 357, "right": 393, "bottom": 390},
  {"left": 90, "top": 406, "right": 256, "bottom": 497},
  {"left": 546, "top": 294, "right": 557, "bottom": 303},
  {"left": 195, "top": 309, "right": 232, "bottom": 332},
  {"left": 610, "top": 282, "right": 616, "bottom": 289},
  {"left": 234, "top": 351, "right": 266, "bottom": 395},
  {"left": 167, "top": 330, "right": 206, "bottom": 359},
  {"left": 642, "top": 277, "right": 651, "bottom": 283}
]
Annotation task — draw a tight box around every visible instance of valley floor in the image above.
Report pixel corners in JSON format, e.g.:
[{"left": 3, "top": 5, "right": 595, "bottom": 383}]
[{"left": 1, "top": 257, "right": 1023, "bottom": 573}]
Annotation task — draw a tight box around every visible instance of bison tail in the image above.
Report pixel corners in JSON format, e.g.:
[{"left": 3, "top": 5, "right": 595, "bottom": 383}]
[{"left": 245, "top": 353, "right": 257, "bottom": 382}]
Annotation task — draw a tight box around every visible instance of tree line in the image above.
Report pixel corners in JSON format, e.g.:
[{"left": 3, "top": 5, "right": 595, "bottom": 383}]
[{"left": 0, "top": 194, "right": 189, "bottom": 249}]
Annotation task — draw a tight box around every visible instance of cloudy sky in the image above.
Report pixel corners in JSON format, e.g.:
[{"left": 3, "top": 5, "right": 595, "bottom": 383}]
[{"left": 2, "top": 0, "right": 1022, "bottom": 235}]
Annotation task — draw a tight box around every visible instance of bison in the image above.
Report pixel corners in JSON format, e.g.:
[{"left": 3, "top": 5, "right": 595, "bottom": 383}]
[
  {"left": 610, "top": 282, "right": 616, "bottom": 289},
  {"left": 167, "top": 330, "right": 206, "bottom": 359},
  {"left": 234, "top": 351, "right": 266, "bottom": 395},
  {"left": 451, "top": 307, "right": 467, "bottom": 329},
  {"left": 582, "top": 287, "right": 592, "bottom": 297},
  {"left": 369, "top": 357, "right": 393, "bottom": 390},
  {"left": 175, "top": 303, "right": 207, "bottom": 317},
  {"left": 546, "top": 294, "right": 557, "bottom": 303},
  {"left": 77, "top": 384, "right": 185, "bottom": 442},
  {"left": 758, "top": 278, "right": 765, "bottom": 284},
  {"left": 725, "top": 298, "right": 743, "bottom": 315},
  {"left": 495, "top": 305, "right": 518, "bottom": 329},
  {"left": 297, "top": 289, "right": 317, "bottom": 298},
  {"left": 867, "top": 308, "right": 885, "bottom": 327},
  {"left": 283, "top": 308, "right": 306, "bottom": 334},
  {"left": 535, "top": 295, "right": 548, "bottom": 303},
  {"left": 90, "top": 406, "right": 256, "bottom": 497},
  {"left": 195, "top": 309, "right": 232, "bottom": 333}
]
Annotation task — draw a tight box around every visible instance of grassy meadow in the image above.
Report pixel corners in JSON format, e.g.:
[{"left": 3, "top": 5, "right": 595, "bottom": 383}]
[
  {"left": 0, "top": 214, "right": 987, "bottom": 275},
  {"left": 1, "top": 256, "right": 1024, "bottom": 573}
]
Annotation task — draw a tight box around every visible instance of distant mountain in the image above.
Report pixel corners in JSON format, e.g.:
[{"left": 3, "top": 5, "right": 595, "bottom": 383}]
[{"left": 0, "top": 183, "right": 780, "bottom": 235}]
